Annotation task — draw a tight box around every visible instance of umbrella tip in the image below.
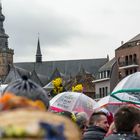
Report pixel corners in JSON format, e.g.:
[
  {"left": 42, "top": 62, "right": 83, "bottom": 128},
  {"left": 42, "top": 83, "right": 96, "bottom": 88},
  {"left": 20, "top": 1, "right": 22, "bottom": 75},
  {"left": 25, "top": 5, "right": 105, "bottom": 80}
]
[{"left": 21, "top": 75, "right": 28, "bottom": 81}]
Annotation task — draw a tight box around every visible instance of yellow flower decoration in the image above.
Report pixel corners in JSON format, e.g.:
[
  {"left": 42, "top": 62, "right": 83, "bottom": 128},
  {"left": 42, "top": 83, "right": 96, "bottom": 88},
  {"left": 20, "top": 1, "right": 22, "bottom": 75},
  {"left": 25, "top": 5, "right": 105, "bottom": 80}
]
[
  {"left": 72, "top": 84, "right": 83, "bottom": 92},
  {"left": 52, "top": 77, "right": 64, "bottom": 95},
  {"left": 71, "top": 113, "right": 77, "bottom": 122},
  {"left": 53, "top": 77, "right": 62, "bottom": 87}
]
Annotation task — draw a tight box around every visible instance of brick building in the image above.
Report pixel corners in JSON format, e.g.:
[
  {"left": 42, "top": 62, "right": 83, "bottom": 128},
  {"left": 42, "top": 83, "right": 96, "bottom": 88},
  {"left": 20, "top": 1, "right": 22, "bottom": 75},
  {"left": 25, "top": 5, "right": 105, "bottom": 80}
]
[{"left": 115, "top": 34, "right": 140, "bottom": 81}]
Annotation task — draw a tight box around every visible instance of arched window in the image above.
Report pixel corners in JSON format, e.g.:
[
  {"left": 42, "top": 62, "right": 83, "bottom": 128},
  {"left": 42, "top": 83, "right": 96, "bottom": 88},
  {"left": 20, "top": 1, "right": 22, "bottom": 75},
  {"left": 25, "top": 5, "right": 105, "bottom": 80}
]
[
  {"left": 129, "top": 55, "right": 132, "bottom": 64},
  {"left": 125, "top": 56, "right": 128, "bottom": 65},
  {"left": 133, "top": 54, "right": 137, "bottom": 64}
]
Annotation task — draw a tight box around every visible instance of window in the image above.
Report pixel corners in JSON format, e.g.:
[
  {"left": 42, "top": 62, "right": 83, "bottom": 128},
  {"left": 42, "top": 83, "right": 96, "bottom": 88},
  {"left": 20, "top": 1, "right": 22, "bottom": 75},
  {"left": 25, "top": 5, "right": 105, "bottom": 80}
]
[
  {"left": 130, "top": 69, "right": 133, "bottom": 74},
  {"left": 104, "top": 71, "right": 106, "bottom": 78},
  {"left": 107, "top": 70, "right": 110, "bottom": 78},
  {"left": 129, "top": 55, "right": 132, "bottom": 64},
  {"left": 133, "top": 54, "right": 137, "bottom": 64},
  {"left": 125, "top": 56, "right": 128, "bottom": 65},
  {"left": 125, "top": 70, "right": 129, "bottom": 76},
  {"left": 103, "top": 88, "right": 105, "bottom": 97},
  {"left": 105, "top": 87, "right": 108, "bottom": 96},
  {"left": 99, "top": 88, "right": 102, "bottom": 98}
]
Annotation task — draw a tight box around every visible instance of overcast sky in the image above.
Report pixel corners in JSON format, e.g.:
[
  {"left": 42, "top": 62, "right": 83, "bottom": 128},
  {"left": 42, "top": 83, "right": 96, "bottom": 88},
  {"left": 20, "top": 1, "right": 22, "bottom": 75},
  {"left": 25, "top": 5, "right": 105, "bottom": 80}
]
[{"left": 2, "top": 0, "right": 140, "bottom": 62}]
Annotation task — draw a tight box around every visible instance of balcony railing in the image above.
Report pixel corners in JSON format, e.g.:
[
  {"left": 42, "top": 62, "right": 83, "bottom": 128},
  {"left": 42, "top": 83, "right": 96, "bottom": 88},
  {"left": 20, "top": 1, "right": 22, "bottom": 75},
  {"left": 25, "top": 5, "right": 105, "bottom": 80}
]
[{"left": 118, "top": 60, "right": 138, "bottom": 67}]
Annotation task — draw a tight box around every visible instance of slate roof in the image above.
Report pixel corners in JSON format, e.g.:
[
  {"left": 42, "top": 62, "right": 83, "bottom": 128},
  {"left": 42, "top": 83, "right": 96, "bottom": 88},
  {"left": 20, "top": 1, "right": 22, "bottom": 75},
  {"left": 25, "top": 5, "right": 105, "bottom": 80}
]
[
  {"left": 127, "top": 34, "right": 140, "bottom": 43},
  {"left": 116, "top": 34, "right": 140, "bottom": 51},
  {"left": 30, "top": 70, "right": 43, "bottom": 86},
  {"left": 99, "top": 57, "right": 116, "bottom": 72},
  {"left": 4, "top": 66, "right": 30, "bottom": 84},
  {"left": 14, "top": 58, "right": 108, "bottom": 81}
]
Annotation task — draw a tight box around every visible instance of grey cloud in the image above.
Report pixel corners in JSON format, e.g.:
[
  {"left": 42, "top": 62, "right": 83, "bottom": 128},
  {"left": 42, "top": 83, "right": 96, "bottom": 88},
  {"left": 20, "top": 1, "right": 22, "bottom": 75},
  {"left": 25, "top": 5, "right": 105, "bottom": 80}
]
[{"left": 4, "top": 8, "right": 82, "bottom": 51}]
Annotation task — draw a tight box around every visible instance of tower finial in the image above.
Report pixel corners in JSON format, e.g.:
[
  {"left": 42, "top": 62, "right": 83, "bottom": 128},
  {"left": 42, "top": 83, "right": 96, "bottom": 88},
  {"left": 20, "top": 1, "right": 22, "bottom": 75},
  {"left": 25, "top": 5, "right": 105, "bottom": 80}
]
[{"left": 36, "top": 34, "right": 42, "bottom": 63}]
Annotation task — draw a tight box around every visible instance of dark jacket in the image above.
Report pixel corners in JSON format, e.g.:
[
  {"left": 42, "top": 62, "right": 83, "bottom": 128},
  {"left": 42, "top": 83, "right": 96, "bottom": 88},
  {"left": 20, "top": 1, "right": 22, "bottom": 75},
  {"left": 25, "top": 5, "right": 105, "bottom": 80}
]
[
  {"left": 104, "top": 132, "right": 140, "bottom": 140},
  {"left": 83, "top": 125, "right": 107, "bottom": 140}
]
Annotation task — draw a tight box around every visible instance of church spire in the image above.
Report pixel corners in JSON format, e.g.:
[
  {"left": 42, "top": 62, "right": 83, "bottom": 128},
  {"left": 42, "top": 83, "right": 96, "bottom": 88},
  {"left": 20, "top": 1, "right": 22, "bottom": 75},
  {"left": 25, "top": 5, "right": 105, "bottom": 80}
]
[
  {"left": 36, "top": 37, "right": 42, "bottom": 63},
  {"left": 0, "top": 1, "right": 6, "bottom": 35}
]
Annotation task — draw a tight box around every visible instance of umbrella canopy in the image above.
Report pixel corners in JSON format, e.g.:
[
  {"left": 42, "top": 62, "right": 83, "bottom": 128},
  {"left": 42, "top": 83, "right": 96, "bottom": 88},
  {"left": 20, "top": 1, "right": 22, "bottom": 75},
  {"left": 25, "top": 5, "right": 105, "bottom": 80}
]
[
  {"left": 94, "top": 95, "right": 140, "bottom": 113},
  {"left": 3, "top": 76, "right": 50, "bottom": 109},
  {"left": 50, "top": 91, "right": 97, "bottom": 118},
  {"left": 111, "top": 72, "right": 140, "bottom": 105},
  {"left": 94, "top": 95, "right": 121, "bottom": 108}
]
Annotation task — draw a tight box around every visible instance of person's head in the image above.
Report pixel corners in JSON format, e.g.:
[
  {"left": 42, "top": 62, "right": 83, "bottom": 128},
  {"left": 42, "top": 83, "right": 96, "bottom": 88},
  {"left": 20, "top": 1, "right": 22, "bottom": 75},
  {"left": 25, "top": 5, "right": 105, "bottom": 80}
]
[
  {"left": 99, "top": 108, "right": 114, "bottom": 125},
  {"left": 89, "top": 111, "right": 109, "bottom": 132},
  {"left": 58, "top": 111, "right": 76, "bottom": 122},
  {"left": 114, "top": 106, "right": 140, "bottom": 136},
  {"left": 76, "top": 112, "right": 88, "bottom": 132}
]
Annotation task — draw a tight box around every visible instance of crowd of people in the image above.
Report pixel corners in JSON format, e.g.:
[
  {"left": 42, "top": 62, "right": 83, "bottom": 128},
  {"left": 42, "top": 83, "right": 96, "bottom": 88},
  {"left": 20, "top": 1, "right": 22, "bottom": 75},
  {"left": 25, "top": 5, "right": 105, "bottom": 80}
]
[
  {"left": 0, "top": 76, "right": 139, "bottom": 140},
  {"left": 82, "top": 106, "right": 140, "bottom": 140}
]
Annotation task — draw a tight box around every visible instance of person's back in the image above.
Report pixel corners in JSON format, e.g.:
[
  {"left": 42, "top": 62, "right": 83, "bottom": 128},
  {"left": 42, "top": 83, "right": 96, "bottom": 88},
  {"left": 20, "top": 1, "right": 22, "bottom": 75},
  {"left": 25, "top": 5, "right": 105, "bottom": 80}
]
[
  {"left": 104, "top": 106, "right": 140, "bottom": 140},
  {"left": 104, "top": 133, "right": 140, "bottom": 140},
  {"left": 83, "top": 111, "right": 109, "bottom": 140}
]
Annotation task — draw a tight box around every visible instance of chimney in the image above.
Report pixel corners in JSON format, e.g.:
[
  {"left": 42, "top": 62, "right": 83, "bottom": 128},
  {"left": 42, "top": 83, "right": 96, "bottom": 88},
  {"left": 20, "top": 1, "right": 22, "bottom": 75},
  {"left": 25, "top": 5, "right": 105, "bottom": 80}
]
[{"left": 121, "top": 41, "right": 124, "bottom": 45}]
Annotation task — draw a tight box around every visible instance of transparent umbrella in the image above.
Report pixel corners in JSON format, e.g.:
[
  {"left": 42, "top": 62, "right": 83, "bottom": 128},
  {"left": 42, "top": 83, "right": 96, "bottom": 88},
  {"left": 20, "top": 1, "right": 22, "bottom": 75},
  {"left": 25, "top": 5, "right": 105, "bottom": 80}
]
[
  {"left": 111, "top": 72, "right": 140, "bottom": 106},
  {"left": 50, "top": 91, "right": 97, "bottom": 118},
  {"left": 94, "top": 95, "right": 140, "bottom": 113}
]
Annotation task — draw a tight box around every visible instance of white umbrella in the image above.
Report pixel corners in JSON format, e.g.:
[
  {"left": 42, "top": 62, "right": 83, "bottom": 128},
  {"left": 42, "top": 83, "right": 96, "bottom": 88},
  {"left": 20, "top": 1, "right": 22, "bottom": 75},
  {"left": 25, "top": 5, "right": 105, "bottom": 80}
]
[
  {"left": 50, "top": 91, "right": 97, "bottom": 118},
  {"left": 94, "top": 95, "right": 140, "bottom": 113},
  {"left": 111, "top": 72, "right": 140, "bottom": 105}
]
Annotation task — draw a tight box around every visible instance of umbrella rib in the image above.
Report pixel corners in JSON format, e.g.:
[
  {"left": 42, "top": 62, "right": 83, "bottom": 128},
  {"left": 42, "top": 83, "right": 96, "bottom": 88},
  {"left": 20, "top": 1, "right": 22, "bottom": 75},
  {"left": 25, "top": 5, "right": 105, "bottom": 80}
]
[
  {"left": 111, "top": 94, "right": 140, "bottom": 105},
  {"left": 111, "top": 89, "right": 140, "bottom": 95},
  {"left": 72, "top": 92, "right": 83, "bottom": 111}
]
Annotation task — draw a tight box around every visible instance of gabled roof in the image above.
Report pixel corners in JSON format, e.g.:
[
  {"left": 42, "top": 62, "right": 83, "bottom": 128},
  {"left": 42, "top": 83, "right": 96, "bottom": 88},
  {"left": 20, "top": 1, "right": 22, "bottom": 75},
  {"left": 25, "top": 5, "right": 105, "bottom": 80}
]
[
  {"left": 49, "top": 68, "right": 61, "bottom": 81},
  {"left": 116, "top": 34, "right": 140, "bottom": 51},
  {"left": 36, "top": 73, "right": 48, "bottom": 86},
  {"left": 14, "top": 58, "right": 108, "bottom": 80},
  {"left": 99, "top": 57, "right": 116, "bottom": 72},
  {"left": 4, "top": 66, "right": 22, "bottom": 83},
  {"left": 77, "top": 65, "right": 86, "bottom": 75},
  {"left": 30, "top": 70, "right": 43, "bottom": 86},
  {"left": 127, "top": 34, "right": 140, "bottom": 43}
]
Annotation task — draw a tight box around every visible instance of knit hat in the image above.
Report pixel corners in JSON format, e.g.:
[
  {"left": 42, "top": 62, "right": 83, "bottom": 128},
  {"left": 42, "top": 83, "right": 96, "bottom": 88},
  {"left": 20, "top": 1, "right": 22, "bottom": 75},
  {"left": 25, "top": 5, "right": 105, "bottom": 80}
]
[{"left": 3, "top": 76, "right": 49, "bottom": 109}]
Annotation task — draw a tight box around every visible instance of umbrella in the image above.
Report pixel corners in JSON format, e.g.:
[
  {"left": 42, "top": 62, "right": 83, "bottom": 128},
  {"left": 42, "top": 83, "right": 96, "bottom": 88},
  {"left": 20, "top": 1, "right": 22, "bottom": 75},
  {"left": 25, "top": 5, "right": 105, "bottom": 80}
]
[
  {"left": 111, "top": 72, "right": 140, "bottom": 105},
  {"left": 3, "top": 76, "right": 50, "bottom": 109},
  {"left": 50, "top": 91, "right": 97, "bottom": 118},
  {"left": 94, "top": 95, "right": 140, "bottom": 113}
]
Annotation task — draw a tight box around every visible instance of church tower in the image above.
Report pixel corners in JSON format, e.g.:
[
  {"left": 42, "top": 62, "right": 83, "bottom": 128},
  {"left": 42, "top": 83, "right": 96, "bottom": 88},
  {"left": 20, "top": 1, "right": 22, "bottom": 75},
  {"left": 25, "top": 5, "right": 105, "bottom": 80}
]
[
  {"left": 36, "top": 37, "right": 42, "bottom": 63},
  {"left": 0, "top": 2, "right": 14, "bottom": 81}
]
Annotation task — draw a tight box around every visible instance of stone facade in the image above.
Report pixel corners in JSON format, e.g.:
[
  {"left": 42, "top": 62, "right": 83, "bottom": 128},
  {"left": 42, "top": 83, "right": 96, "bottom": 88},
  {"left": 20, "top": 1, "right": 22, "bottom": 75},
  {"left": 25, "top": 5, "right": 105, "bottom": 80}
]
[
  {"left": 0, "top": 48, "right": 13, "bottom": 79},
  {"left": 0, "top": 3, "right": 14, "bottom": 81}
]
